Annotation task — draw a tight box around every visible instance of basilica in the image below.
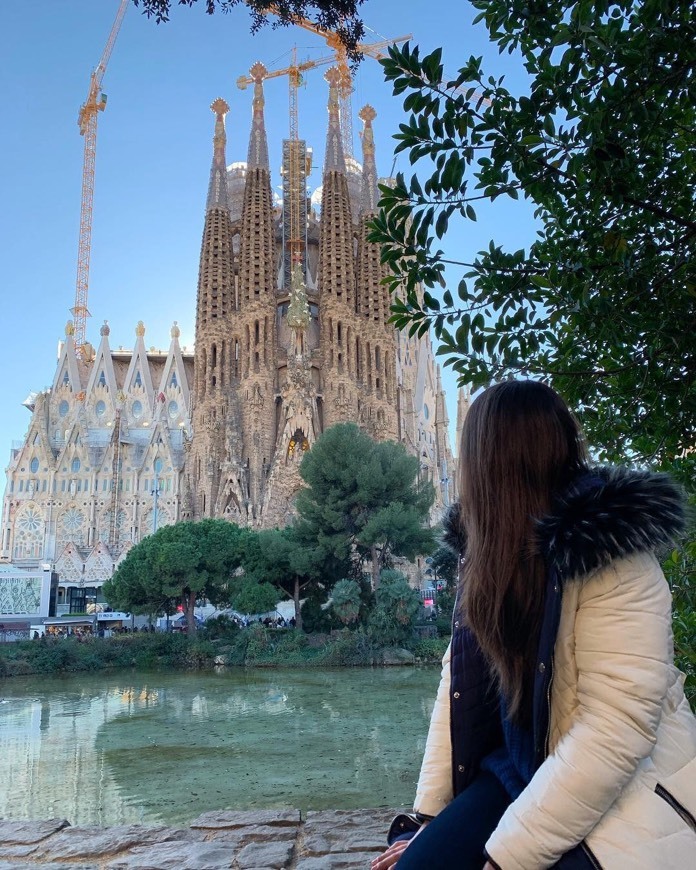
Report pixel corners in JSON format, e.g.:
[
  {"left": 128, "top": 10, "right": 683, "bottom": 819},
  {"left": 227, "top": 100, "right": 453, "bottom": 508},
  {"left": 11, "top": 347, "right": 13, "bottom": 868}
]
[{"left": 1, "top": 66, "right": 463, "bottom": 613}]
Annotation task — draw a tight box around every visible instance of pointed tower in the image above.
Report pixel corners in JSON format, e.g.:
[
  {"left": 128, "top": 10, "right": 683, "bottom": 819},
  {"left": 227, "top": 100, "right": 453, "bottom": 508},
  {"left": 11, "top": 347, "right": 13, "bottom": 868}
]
[
  {"left": 352, "top": 105, "right": 397, "bottom": 440},
  {"left": 434, "top": 365, "right": 453, "bottom": 505},
  {"left": 189, "top": 99, "right": 235, "bottom": 519},
  {"left": 231, "top": 63, "right": 279, "bottom": 523},
  {"left": 318, "top": 67, "right": 358, "bottom": 429},
  {"left": 455, "top": 385, "right": 471, "bottom": 457}
]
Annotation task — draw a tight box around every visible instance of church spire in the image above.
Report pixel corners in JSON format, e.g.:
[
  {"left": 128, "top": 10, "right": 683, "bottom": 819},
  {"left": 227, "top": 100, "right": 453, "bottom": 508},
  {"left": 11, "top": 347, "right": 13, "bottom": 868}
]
[
  {"left": 323, "top": 67, "right": 346, "bottom": 174},
  {"left": 247, "top": 63, "right": 270, "bottom": 170},
  {"left": 355, "top": 104, "right": 390, "bottom": 324},
  {"left": 206, "top": 98, "right": 230, "bottom": 211},
  {"left": 359, "top": 104, "right": 379, "bottom": 213}
]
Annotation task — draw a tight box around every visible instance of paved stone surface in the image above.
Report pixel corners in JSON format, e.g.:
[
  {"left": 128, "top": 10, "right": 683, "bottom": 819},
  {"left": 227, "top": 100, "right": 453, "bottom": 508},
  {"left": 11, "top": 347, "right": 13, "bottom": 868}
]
[{"left": 0, "top": 809, "right": 401, "bottom": 868}]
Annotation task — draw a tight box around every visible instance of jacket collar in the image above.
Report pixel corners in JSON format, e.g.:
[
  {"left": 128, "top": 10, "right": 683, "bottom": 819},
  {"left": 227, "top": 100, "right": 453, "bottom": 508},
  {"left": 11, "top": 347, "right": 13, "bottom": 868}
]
[{"left": 442, "top": 466, "right": 686, "bottom": 584}]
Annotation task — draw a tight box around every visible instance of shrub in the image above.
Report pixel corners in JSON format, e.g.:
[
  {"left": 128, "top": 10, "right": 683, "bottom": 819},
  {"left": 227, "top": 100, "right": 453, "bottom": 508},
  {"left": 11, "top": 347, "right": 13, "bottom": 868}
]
[
  {"left": 301, "top": 594, "right": 338, "bottom": 633},
  {"left": 368, "top": 570, "right": 421, "bottom": 647},
  {"left": 317, "top": 628, "right": 376, "bottom": 666},
  {"left": 412, "top": 636, "right": 450, "bottom": 663},
  {"left": 200, "top": 614, "right": 241, "bottom": 641}
]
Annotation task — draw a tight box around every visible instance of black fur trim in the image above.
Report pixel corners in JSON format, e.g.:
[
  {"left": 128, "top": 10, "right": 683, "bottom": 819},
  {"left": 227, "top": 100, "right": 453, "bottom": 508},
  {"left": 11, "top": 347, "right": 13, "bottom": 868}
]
[
  {"left": 441, "top": 501, "right": 465, "bottom": 554},
  {"left": 538, "top": 466, "right": 686, "bottom": 582},
  {"left": 440, "top": 466, "right": 686, "bottom": 583}
]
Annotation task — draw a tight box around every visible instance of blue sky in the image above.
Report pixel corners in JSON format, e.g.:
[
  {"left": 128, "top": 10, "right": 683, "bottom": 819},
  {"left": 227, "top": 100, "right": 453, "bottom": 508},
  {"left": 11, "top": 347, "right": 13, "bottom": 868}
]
[{"left": 0, "top": 0, "right": 536, "bottom": 481}]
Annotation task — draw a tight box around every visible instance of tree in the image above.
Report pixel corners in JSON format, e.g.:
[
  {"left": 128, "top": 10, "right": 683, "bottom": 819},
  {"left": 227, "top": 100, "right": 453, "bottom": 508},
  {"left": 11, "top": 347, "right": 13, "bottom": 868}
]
[
  {"left": 102, "top": 535, "right": 177, "bottom": 622},
  {"left": 371, "top": 0, "right": 695, "bottom": 465},
  {"left": 133, "top": 0, "right": 367, "bottom": 65},
  {"left": 367, "top": 569, "right": 421, "bottom": 646},
  {"left": 295, "top": 423, "right": 436, "bottom": 588},
  {"left": 240, "top": 526, "right": 324, "bottom": 631},
  {"left": 330, "top": 578, "right": 362, "bottom": 626},
  {"left": 104, "top": 519, "right": 249, "bottom": 634}
]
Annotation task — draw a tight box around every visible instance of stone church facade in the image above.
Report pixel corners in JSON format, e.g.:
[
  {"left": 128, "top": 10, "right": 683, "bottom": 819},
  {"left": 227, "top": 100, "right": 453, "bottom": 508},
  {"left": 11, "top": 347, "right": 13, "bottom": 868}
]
[{"left": 1, "top": 69, "right": 459, "bottom": 610}]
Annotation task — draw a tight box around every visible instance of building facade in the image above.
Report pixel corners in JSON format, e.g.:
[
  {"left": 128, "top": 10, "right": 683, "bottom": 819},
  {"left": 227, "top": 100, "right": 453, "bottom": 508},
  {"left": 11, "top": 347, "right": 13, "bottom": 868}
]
[{"left": 1, "top": 67, "right": 459, "bottom": 605}]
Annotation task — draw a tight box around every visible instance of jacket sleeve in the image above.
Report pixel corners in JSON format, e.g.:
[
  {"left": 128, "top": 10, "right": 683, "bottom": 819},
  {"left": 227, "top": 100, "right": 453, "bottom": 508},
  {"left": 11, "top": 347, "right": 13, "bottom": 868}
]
[
  {"left": 413, "top": 640, "right": 454, "bottom": 817},
  {"left": 486, "top": 553, "right": 673, "bottom": 870}
]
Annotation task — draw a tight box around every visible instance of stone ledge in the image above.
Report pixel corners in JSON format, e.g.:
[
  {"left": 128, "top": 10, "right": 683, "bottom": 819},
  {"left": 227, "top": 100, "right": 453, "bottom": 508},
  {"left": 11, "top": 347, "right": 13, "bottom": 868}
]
[{"left": 0, "top": 809, "right": 400, "bottom": 869}]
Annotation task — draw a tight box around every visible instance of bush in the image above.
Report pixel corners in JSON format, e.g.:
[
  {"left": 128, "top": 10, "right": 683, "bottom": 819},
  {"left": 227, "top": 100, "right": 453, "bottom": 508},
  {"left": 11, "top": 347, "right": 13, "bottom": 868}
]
[
  {"left": 368, "top": 570, "right": 421, "bottom": 647},
  {"left": 200, "top": 614, "right": 241, "bottom": 641},
  {"left": 301, "top": 594, "right": 339, "bottom": 633},
  {"left": 412, "top": 636, "right": 450, "bottom": 663},
  {"left": 317, "top": 628, "right": 376, "bottom": 666}
]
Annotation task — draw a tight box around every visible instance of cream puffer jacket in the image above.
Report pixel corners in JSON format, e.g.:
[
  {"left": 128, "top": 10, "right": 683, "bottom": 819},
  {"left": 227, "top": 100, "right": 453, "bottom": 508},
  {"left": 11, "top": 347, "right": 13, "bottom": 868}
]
[{"left": 415, "top": 473, "right": 696, "bottom": 869}]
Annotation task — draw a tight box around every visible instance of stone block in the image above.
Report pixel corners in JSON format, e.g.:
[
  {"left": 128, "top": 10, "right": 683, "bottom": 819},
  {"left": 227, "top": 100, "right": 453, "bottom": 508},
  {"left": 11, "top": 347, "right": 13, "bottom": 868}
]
[
  {"left": 190, "top": 809, "right": 300, "bottom": 830},
  {"left": 107, "top": 841, "right": 239, "bottom": 870},
  {"left": 0, "top": 864, "right": 98, "bottom": 870},
  {"left": 236, "top": 838, "right": 295, "bottom": 869},
  {"left": 295, "top": 854, "right": 383, "bottom": 870},
  {"left": 380, "top": 648, "right": 416, "bottom": 665},
  {"left": 0, "top": 817, "right": 70, "bottom": 844},
  {"left": 33, "top": 824, "right": 194, "bottom": 860},
  {"left": 301, "top": 809, "right": 394, "bottom": 855}
]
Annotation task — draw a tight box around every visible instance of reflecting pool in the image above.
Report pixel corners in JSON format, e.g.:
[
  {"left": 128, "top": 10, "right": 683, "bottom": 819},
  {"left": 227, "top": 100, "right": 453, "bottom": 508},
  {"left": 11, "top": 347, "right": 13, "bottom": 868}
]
[{"left": 0, "top": 667, "right": 440, "bottom": 826}]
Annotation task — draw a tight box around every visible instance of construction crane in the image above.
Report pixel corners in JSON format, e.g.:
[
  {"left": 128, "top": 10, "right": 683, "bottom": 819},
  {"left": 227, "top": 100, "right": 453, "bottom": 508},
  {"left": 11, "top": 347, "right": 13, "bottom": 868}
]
[
  {"left": 265, "top": 5, "right": 410, "bottom": 158},
  {"left": 72, "top": 0, "right": 128, "bottom": 358},
  {"left": 237, "top": 48, "right": 336, "bottom": 142}
]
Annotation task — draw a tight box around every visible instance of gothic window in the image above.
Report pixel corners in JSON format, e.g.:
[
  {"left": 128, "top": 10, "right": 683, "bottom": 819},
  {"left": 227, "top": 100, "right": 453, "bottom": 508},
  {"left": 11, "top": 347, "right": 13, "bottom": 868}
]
[
  {"left": 95, "top": 400, "right": 106, "bottom": 418},
  {"left": 99, "top": 509, "right": 128, "bottom": 546},
  {"left": 30, "top": 457, "right": 39, "bottom": 474},
  {"left": 14, "top": 504, "right": 44, "bottom": 560},
  {"left": 134, "top": 370, "right": 142, "bottom": 388},
  {"left": 211, "top": 345, "right": 217, "bottom": 368},
  {"left": 168, "top": 400, "right": 179, "bottom": 419},
  {"left": 170, "top": 371, "right": 178, "bottom": 388},
  {"left": 62, "top": 371, "right": 70, "bottom": 386},
  {"left": 59, "top": 399, "right": 69, "bottom": 417},
  {"left": 131, "top": 399, "right": 143, "bottom": 420},
  {"left": 71, "top": 457, "right": 81, "bottom": 473},
  {"left": 98, "top": 370, "right": 106, "bottom": 387},
  {"left": 57, "top": 506, "right": 86, "bottom": 548}
]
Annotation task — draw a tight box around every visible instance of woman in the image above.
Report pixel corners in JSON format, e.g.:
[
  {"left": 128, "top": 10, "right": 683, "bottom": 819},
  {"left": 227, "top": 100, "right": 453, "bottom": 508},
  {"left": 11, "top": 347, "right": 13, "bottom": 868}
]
[{"left": 373, "top": 381, "right": 695, "bottom": 869}]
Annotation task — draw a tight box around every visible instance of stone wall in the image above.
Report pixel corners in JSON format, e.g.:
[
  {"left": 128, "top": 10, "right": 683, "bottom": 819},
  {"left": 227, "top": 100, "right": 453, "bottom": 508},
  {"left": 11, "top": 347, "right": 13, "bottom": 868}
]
[{"left": 0, "top": 808, "right": 401, "bottom": 869}]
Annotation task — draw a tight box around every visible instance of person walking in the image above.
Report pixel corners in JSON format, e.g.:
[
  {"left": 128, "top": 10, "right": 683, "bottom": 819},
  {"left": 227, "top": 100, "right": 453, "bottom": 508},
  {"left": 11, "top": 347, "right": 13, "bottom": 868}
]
[{"left": 373, "top": 380, "right": 695, "bottom": 869}]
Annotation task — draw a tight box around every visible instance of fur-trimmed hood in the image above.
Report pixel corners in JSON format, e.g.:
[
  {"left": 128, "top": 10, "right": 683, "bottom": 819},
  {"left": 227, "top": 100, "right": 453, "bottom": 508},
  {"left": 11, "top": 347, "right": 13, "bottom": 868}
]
[{"left": 441, "top": 466, "right": 687, "bottom": 583}]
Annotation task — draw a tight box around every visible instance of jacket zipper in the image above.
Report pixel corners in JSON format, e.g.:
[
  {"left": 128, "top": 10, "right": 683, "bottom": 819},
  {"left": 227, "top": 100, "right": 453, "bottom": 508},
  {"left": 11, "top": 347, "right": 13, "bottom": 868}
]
[
  {"left": 655, "top": 783, "right": 696, "bottom": 831},
  {"left": 544, "top": 654, "right": 554, "bottom": 757},
  {"left": 580, "top": 841, "right": 603, "bottom": 869}
]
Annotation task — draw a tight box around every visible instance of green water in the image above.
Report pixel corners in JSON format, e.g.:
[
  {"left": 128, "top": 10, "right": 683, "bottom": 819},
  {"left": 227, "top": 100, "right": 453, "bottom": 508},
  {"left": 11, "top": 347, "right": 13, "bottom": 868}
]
[{"left": 0, "top": 667, "right": 440, "bottom": 826}]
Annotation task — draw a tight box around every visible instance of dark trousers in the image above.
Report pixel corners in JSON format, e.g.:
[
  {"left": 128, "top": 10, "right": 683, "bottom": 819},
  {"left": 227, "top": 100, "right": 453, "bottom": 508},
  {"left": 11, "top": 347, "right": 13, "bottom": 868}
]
[
  {"left": 394, "top": 769, "right": 597, "bottom": 870},
  {"left": 395, "top": 770, "right": 510, "bottom": 869}
]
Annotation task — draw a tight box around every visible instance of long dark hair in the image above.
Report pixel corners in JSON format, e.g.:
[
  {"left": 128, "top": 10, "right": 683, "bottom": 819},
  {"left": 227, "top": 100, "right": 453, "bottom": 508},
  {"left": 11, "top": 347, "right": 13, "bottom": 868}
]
[{"left": 458, "top": 381, "right": 587, "bottom": 720}]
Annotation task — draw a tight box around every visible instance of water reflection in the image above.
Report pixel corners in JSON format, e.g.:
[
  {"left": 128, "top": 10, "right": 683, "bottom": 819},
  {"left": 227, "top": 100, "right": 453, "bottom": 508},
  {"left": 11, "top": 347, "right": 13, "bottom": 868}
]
[{"left": 0, "top": 668, "right": 438, "bottom": 826}]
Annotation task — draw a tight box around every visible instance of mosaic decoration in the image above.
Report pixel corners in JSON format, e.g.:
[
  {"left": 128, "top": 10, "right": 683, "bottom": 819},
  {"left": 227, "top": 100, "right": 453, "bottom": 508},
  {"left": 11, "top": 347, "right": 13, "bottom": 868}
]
[{"left": 0, "top": 576, "right": 42, "bottom": 615}]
